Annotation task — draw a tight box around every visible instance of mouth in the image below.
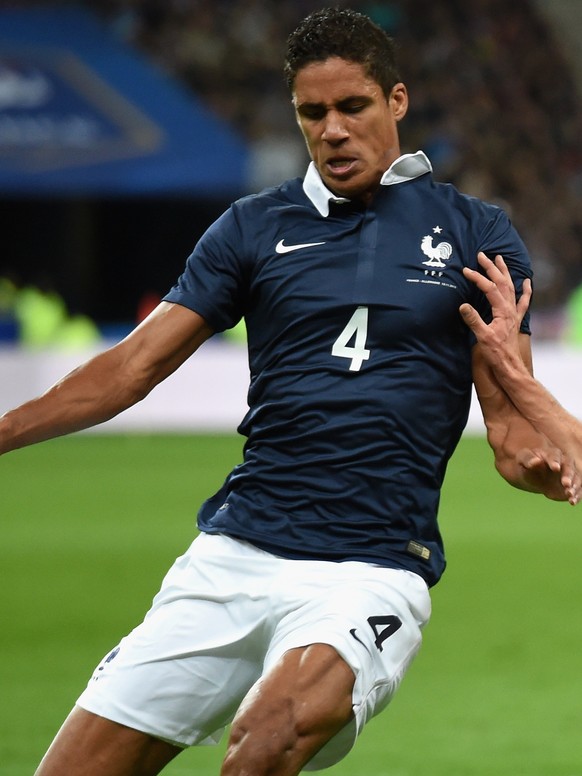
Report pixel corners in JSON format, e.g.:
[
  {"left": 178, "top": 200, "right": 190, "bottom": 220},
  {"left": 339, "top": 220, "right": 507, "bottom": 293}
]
[{"left": 325, "top": 157, "right": 358, "bottom": 177}]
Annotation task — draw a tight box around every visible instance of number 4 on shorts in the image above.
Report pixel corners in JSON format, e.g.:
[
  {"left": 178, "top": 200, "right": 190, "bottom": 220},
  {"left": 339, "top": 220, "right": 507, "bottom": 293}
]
[
  {"left": 368, "top": 615, "right": 403, "bottom": 651},
  {"left": 332, "top": 306, "right": 370, "bottom": 371}
]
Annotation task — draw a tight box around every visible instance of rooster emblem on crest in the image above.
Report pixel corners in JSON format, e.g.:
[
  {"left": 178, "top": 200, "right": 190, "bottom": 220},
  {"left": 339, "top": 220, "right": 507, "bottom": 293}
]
[{"left": 420, "top": 235, "right": 453, "bottom": 268}]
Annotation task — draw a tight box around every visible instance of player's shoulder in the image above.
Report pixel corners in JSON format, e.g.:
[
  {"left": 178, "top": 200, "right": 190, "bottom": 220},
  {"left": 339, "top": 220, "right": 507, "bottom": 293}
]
[
  {"left": 232, "top": 177, "right": 307, "bottom": 215},
  {"left": 201, "top": 177, "right": 313, "bottom": 262},
  {"left": 429, "top": 177, "right": 507, "bottom": 222},
  {"left": 202, "top": 178, "right": 305, "bottom": 242}
]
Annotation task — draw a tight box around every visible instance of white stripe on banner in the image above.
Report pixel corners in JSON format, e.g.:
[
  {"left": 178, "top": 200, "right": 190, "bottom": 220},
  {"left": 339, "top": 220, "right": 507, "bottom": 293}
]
[{"left": 0, "top": 341, "right": 580, "bottom": 434}]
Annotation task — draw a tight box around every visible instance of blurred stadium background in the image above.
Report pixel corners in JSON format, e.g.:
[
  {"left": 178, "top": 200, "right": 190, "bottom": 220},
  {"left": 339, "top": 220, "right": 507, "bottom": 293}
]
[
  {"left": 2, "top": 0, "right": 582, "bottom": 427},
  {"left": 1, "top": 2, "right": 582, "bottom": 774}
]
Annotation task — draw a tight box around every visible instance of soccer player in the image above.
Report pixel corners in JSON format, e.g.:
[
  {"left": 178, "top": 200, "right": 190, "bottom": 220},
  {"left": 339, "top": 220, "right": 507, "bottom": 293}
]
[{"left": 0, "top": 9, "right": 578, "bottom": 776}]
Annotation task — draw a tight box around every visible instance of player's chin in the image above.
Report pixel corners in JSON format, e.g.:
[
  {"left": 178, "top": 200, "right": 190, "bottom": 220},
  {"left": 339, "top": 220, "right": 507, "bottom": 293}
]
[{"left": 323, "top": 172, "right": 373, "bottom": 203}]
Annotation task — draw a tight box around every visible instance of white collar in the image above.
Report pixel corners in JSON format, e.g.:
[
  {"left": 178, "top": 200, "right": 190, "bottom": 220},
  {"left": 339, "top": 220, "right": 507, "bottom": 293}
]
[{"left": 303, "top": 150, "right": 432, "bottom": 217}]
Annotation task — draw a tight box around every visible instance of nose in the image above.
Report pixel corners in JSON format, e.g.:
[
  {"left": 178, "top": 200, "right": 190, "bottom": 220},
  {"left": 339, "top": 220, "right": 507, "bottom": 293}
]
[{"left": 321, "top": 110, "right": 349, "bottom": 143}]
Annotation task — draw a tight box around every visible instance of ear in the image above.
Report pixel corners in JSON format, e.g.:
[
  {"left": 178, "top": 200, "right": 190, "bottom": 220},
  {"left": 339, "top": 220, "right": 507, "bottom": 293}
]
[{"left": 389, "top": 83, "right": 408, "bottom": 122}]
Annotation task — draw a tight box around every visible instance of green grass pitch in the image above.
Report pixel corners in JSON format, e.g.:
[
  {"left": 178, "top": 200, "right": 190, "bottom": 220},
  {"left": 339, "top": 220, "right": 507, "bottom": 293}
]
[{"left": 1, "top": 433, "right": 581, "bottom": 775}]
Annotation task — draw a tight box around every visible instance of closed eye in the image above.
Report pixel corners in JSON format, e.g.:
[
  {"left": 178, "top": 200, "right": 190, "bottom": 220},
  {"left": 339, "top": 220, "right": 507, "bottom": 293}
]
[
  {"left": 296, "top": 97, "right": 372, "bottom": 121},
  {"left": 337, "top": 98, "right": 372, "bottom": 114},
  {"left": 342, "top": 103, "right": 366, "bottom": 114},
  {"left": 297, "top": 104, "right": 327, "bottom": 121}
]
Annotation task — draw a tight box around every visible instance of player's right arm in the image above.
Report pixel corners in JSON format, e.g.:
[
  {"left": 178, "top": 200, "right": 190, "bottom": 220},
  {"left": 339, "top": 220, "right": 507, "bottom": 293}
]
[{"left": 0, "top": 302, "right": 213, "bottom": 455}]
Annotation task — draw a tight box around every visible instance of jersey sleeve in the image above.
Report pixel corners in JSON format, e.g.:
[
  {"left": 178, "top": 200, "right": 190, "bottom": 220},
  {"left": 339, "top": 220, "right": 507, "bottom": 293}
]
[
  {"left": 163, "top": 205, "right": 249, "bottom": 333},
  {"left": 475, "top": 206, "right": 533, "bottom": 335}
]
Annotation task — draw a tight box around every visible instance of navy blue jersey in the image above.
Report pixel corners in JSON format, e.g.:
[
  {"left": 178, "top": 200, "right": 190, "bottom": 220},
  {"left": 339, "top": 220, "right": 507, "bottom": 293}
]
[{"left": 163, "top": 155, "right": 532, "bottom": 587}]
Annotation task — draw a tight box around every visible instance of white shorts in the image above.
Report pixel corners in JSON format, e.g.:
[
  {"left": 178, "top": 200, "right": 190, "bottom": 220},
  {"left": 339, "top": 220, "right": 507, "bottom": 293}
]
[{"left": 77, "top": 533, "right": 431, "bottom": 770}]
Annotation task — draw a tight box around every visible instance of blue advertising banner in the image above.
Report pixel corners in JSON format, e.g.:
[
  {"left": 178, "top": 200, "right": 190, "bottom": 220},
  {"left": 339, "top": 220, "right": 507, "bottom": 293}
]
[{"left": 0, "top": 6, "right": 249, "bottom": 196}]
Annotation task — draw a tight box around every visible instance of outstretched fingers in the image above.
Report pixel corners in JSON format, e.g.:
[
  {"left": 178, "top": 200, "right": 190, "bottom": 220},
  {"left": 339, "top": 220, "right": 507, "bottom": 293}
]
[
  {"left": 463, "top": 253, "right": 511, "bottom": 303},
  {"left": 463, "top": 252, "right": 531, "bottom": 317},
  {"left": 459, "top": 252, "right": 531, "bottom": 353}
]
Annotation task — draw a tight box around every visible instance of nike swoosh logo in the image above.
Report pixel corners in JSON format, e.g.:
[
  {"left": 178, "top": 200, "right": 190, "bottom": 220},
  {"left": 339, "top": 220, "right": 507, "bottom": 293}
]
[
  {"left": 275, "top": 239, "right": 326, "bottom": 254},
  {"left": 349, "top": 628, "right": 366, "bottom": 647}
]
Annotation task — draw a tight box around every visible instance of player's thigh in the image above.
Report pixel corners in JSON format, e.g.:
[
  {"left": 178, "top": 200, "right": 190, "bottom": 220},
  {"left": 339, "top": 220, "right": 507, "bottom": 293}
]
[
  {"left": 234, "top": 642, "right": 354, "bottom": 737},
  {"left": 224, "top": 643, "right": 355, "bottom": 773},
  {"left": 266, "top": 564, "right": 431, "bottom": 770},
  {"left": 35, "top": 706, "right": 181, "bottom": 776}
]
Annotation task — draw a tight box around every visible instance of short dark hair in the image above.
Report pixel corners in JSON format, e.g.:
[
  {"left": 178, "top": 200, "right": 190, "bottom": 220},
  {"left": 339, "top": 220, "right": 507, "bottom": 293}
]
[{"left": 284, "top": 7, "right": 401, "bottom": 95}]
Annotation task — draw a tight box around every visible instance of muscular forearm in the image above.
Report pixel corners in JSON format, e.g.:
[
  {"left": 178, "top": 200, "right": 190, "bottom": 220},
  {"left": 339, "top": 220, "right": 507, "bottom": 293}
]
[
  {"left": 488, "top": 356, "right": 580, "bottom": 453},
  {"left": 473, "top": 341, "right": 578, "bottom": 502},
  {"left": 0, "top": 303, "right": 213, "bottom": 457},
  {"left": 487, "top": 405, "right": 571, "bottom": 497},
  {"left": 0, "top": 345, "right": 149, "bottom": 454}
]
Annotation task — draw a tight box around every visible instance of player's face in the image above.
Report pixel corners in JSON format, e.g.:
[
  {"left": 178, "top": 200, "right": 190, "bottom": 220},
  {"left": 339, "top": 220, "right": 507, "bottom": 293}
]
[{"left": 293, "top": 57, "right": 408, "bottom": 204}]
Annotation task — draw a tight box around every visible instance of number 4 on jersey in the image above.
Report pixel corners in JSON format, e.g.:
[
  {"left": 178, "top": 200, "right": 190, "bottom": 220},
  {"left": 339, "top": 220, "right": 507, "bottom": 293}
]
[{"left": 332, "top": 306, "right": 370, "bottom": 371}]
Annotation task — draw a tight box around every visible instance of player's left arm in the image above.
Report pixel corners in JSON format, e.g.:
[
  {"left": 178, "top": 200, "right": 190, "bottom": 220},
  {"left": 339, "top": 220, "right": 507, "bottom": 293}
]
[
  {"left": 467, "top": 250, "right": 580, "bottom": 505},
  {"left": 472, "top": 335, "right": 578, "bottom": 502}
]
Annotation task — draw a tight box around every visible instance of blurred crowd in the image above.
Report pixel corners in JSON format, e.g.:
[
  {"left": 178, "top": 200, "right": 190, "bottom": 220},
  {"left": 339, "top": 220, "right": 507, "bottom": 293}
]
[
  {"left": 6, "top": 0, "right": 582, "bottom": 330},
  {"left": 83, "top": 0, "right": 582, "bottom": 323}
]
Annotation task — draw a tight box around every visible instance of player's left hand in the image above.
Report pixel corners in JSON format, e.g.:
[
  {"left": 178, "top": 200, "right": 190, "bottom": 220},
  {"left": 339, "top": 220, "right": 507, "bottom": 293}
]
[{"left": 517, "top": 447, "right": 581, "bottom": 505}]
